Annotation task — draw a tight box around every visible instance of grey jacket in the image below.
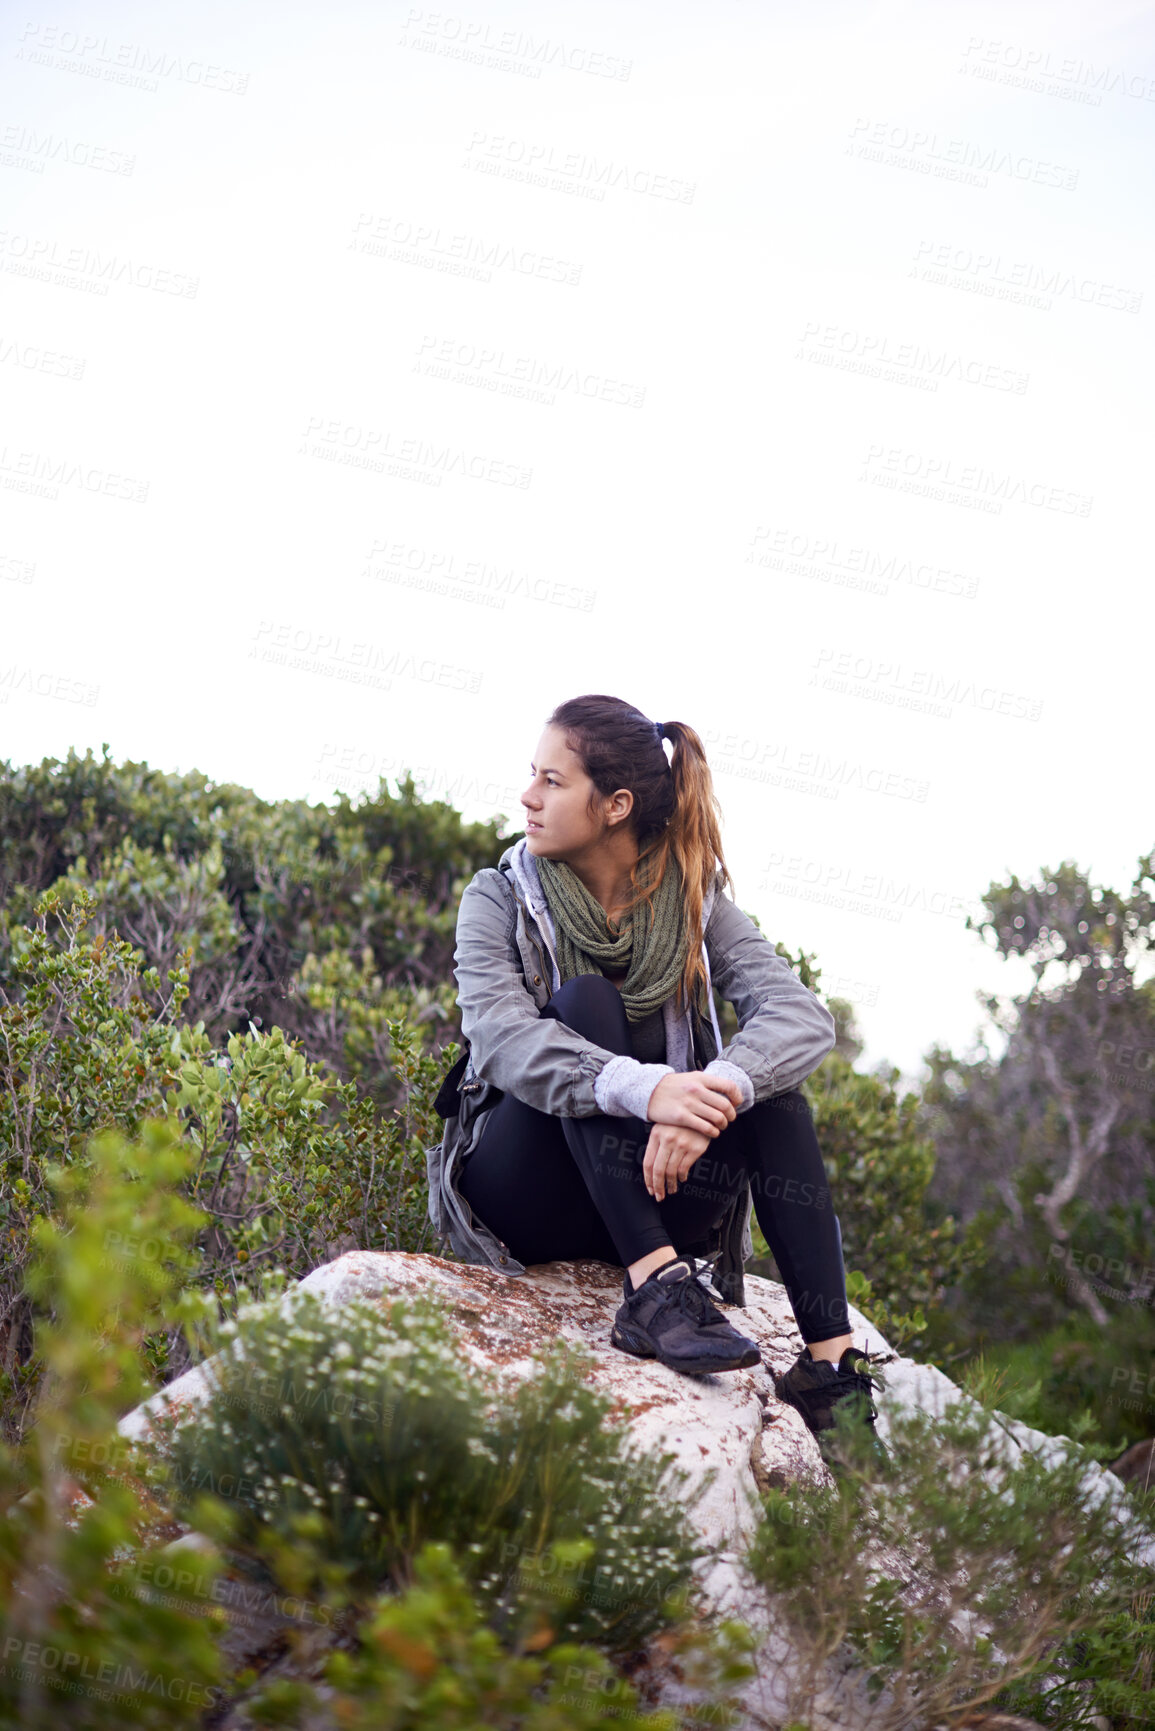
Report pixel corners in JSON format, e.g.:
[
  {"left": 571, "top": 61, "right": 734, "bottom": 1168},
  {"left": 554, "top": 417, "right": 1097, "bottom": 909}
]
[{"left": 425, "top": 839, "right": 836, "bottom": 1307}]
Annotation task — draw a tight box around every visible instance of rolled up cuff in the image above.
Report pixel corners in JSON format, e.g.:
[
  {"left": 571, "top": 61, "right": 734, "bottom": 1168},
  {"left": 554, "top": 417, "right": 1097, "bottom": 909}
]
[
  {"left": 703, "top": 1057, "right": 755, "bottom": 1112},
  {"left": 593, "top": 1055, "right": 674, "bottom": 1120}
]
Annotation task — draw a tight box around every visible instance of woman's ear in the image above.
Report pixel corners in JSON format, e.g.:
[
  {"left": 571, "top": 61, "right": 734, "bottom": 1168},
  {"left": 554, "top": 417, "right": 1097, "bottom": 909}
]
[{"left": 605, "top": 787, "right": 635, "bottom": 829}]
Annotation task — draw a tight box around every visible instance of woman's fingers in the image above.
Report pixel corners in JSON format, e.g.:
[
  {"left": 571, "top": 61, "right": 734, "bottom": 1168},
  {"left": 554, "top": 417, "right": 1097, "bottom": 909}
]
[
  {"left": 644, "top": 1125, "right": 711, "bottom": 1198},
  {"left": 645, "top": 1135, "right": 677, "bottom": 1199},
  {"left": 648, "top": 1074, "right": 739, "bottom": 1131}
]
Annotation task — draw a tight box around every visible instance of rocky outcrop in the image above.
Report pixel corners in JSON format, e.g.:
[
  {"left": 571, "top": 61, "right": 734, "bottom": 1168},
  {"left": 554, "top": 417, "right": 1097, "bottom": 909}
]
[{"left": 120, "top": 1252, "right": 1147, "bottom": 1729}]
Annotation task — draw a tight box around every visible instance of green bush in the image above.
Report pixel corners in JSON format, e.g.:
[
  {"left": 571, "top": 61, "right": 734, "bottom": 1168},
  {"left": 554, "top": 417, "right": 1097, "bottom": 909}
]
[
  {"left": 748, "top": 1036, "right": 981, "bottom": 1352},
  {"left": 0, "top": 1122, "right": 225, "bottom": 1730},
  {"left": 165, "top": 1288, "right": 710, "bottom": 1656},
  {"left": 0, "top": 893, "right": 450, "bottom": 1444},
  {"left": 244, "top": 1538, "right": 757, "bottom": 1730},
  {"left": 744, "top": 1393, "right": 1154, "bottom": 1728},
  {"left": 0, "top": 746, "right": 506, "bottom": 1092}
]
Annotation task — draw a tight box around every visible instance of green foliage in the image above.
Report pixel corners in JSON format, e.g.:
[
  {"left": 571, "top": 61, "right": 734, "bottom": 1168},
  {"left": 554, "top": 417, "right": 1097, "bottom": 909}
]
[
  {"left": 0, "top": 894, "right": 450, "bottom": 1443},
  {"left": 165, "top": 1290, "right": 709, "bottom": 1657},
  {"left": 922, "top": 849, "right": 1155, "bottom": 1446},
  {"left": 744, "top": 1394, "right": 1154, "bottom": 1729},
  {"left": 750, "top": 1047, "right": 980, "bottom": 1349},
  {"left": 244, "top": 1539, "right": 757, "bottom": 1730},
  {"left": 0, "top": 1122, "right": 225, "bottom": 1729},
  {"left": 0, "top": 746, "right": 506, "bottom": 1091},
  {"left": 952, "top": 1312, "right": 1155, "bottom": 1458},
  {"left": 998, "top": 1582, "right": 1155, "bottom": 1729},
  {"left": 0, "top": 895, "right": 191, "bottom": 1436},
  {"left": 254, "top": 1538, "right": 671, "bottom": 1729},
  {"left": 164, "top": 1009, "right": 444, "bottom": 1303},
  {"left": 844, "top": 1270, "right": 926, "bottom": 1356},
  {"left": 807, "top": 1055, "right": 976, "bottom": 1339}
]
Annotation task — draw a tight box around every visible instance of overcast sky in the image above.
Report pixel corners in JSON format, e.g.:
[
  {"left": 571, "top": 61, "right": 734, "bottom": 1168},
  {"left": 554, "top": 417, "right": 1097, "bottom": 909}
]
[{"left": 3, "top": 0, "right": 1152, "bottom": 1079}]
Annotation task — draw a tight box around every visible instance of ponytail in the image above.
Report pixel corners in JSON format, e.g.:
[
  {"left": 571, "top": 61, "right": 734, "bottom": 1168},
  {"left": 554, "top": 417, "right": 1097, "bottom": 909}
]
[
  {"left": 545, "top": 696, "right": 731, "bottom": 1014},
  {"left": 637, "top": 720, "right": 731, "bottom": 1013}
]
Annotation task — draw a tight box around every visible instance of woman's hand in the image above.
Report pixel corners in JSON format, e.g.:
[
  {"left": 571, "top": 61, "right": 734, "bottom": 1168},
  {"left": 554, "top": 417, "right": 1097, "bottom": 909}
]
[
  {"left": 646, "top": 1071, "right": 743, "bottom": 1137},
  {"left": 643, "top": 1123, "right": 712, "bottom": 1200}
]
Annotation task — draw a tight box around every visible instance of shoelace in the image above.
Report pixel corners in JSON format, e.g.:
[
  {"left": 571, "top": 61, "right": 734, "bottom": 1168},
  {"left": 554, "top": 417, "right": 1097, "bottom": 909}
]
[{"left": 655, "top": 1259, "right": 728, "bottom": 1328}]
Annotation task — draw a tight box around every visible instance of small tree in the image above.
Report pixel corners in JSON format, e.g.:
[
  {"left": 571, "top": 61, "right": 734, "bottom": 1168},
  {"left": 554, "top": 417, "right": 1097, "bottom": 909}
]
[{"left": 925, "top": 853, "right": 1155, "bottom": 1331}]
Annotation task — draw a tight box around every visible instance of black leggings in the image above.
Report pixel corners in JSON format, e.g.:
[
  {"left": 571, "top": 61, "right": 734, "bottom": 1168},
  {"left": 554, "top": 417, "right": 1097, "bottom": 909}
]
[{"left": 457, "top": 975, "right": 850, "bottom": 1344}]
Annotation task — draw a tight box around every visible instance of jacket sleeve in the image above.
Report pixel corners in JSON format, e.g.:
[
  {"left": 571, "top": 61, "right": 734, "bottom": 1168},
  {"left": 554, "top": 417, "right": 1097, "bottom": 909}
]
[
  {"left": 703, "top": 893, "right": 836, "bottom": 1102},
  {"left": 454, "top": 870, "right": 666, "bottom": 1118}
]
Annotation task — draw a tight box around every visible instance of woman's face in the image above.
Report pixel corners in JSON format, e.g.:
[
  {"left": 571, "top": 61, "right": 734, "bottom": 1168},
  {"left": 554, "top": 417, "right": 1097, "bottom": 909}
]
[{"left": 521, "top": 724, "right": 631, "bottom": 860}]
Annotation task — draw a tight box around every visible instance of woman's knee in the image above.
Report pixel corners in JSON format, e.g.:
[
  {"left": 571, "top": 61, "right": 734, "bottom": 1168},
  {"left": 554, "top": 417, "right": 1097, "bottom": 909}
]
[{"left": 545, "top": 974, "right": 630, "bottom": 1046}]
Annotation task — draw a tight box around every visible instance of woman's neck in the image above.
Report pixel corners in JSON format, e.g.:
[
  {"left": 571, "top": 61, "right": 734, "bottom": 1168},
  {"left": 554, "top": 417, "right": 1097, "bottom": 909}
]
[{"left": 561, "top": 831, "right": 639, "bottom": 923}]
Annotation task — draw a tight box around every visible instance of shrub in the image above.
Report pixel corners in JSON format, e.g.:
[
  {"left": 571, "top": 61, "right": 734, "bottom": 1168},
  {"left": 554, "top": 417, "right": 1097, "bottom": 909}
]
[
  {"left": 245, "top": 1539, "right": 758, "bottom": 1730},
  {"left": 165, "top": 1290, "right": 710, "bottom": 1656},
  {"left": 0, "top": 1122, "right": 225, "bottom": 1729},
  {"left": 743, "top": 1394, "right": 1153, "bottom": 1728},
  {"left": 0, "top": 893, "right": 449, "bottom": 1444}
]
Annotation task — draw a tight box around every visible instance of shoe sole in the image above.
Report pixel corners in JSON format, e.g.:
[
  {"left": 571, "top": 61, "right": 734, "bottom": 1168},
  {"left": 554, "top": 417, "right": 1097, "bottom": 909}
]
[{"left": 611, "top": 1321, "right": 761, "bottom": 1377}]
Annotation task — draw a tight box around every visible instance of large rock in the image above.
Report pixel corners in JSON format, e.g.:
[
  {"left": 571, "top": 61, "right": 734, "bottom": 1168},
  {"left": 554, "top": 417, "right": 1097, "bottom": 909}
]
[
  {"left": 119, "top": 1252, "right": 1147, "bottom": 1729},
  {"left": 120, "top": 1250, "right": 844, "bottom": 1601}
]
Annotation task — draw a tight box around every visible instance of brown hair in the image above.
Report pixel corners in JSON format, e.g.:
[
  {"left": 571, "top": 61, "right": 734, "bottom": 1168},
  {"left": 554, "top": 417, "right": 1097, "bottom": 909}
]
[{"left": 546, "top": 694, "right": 731, "bottom": 1011}]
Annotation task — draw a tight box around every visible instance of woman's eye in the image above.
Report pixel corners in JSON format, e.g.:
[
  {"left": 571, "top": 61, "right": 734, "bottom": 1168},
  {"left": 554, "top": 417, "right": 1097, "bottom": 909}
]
[{"left": 546, "top": 778, "right": 559, "bottom": 787}]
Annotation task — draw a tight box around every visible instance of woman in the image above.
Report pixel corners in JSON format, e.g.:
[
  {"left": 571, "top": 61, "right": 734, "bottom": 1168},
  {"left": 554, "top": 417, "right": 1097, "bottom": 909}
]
[{"left": 426, "top": 695, "right": 882, "bottom": 1453}]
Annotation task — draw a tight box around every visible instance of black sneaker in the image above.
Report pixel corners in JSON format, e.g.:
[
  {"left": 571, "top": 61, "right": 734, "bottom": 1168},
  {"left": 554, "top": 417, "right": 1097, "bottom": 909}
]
[
  {"left": 774, "top": 1345, "right": 890, "bottom": 1471},
  {"left": 610, "top": 1256, "right": 762, "bottom": 1377}
]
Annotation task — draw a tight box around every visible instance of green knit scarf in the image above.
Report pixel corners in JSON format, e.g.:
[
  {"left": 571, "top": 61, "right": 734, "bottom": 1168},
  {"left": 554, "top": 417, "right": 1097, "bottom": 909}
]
[{"left": 536, "top": 855, "right": 692, "bottom": 1022}]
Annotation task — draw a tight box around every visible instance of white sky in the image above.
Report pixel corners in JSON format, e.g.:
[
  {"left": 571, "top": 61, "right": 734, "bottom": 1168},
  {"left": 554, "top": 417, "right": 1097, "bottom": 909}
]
[{"left": 2, "top": 0, "right": 1153, "bottom": 1080}]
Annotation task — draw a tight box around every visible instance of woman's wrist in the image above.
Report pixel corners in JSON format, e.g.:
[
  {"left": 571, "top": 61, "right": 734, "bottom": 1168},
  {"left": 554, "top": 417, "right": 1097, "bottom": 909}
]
[
  {"left": 594, "top": 1055, "right": 674, "bottom": 1120},
  {"left": 702, "top": 1057, "right": 754, "bottom": 1111}
]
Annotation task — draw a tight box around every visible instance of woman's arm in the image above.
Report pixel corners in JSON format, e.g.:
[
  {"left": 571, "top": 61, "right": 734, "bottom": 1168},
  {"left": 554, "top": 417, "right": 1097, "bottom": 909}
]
[
  {"left": 701, "top": 893, "right": 837, "bottom": 1105},
  {"left": 454, "top": 871, "right": 671, "bottom": 1118}
]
